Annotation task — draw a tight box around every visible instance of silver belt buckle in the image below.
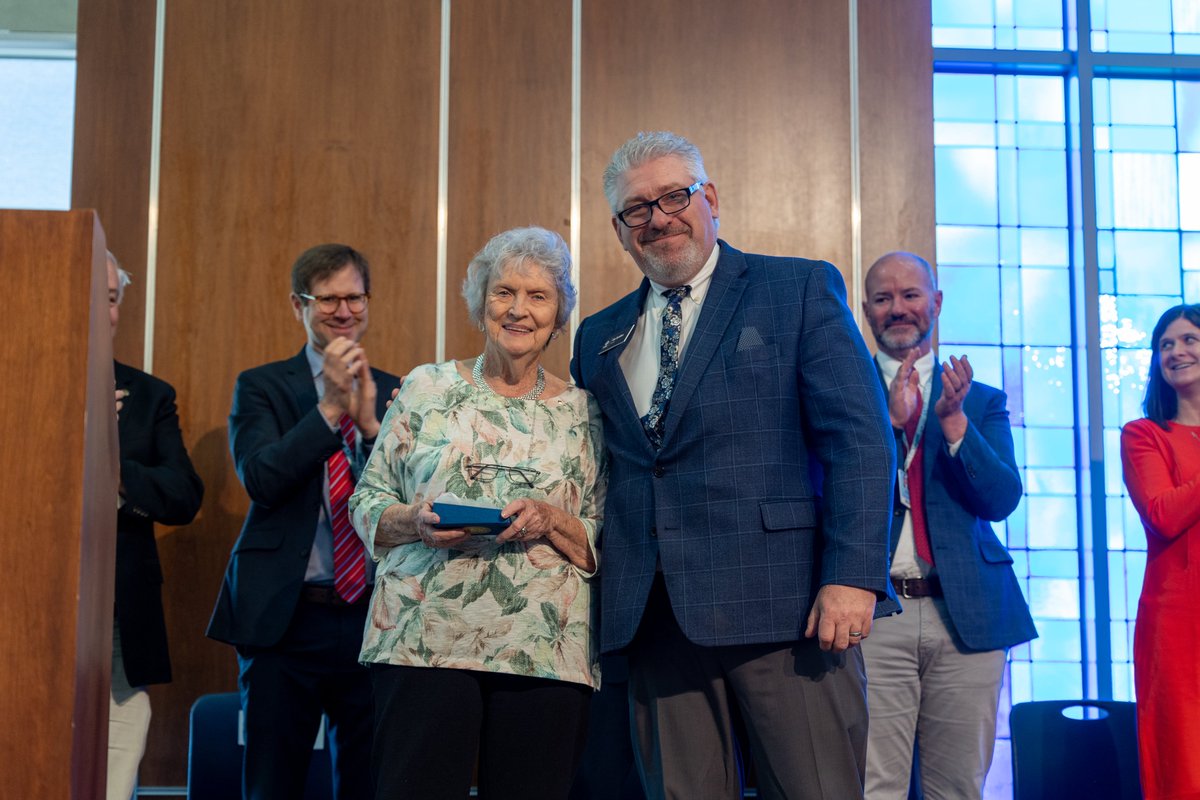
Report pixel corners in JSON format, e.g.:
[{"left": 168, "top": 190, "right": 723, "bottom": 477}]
[{"left": 898, "top": 579, "right": 913, "bottom": 599}]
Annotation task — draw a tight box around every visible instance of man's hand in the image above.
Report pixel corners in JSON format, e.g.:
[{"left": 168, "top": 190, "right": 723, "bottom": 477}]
[
  {"left": 804, "top": 584, "right": 877, "bottom": 653},
  {"left": 318, "top": 337, "right": 380, "bottom": 438},
  {"left": 888, "top": 348, "right": 921, "bottom": 429},
  {"left": 934, "top": 354, "right": 972, "bottom": 443},
  {"left": 115, "top": 388, "right": 129, "bottom": 420}
]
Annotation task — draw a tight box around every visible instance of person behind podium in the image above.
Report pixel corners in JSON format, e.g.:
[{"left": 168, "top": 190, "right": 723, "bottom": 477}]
[
  {"left": 349, "top": 226, "right": 605, "bottom": 799},
  {"left": 106, "top": 252, "right": 204, "bottom": 800},
  {"left": 1120, "top": 303, "right": 1200, "bottom": 799},
  {"left": 206, "top": 243, "right": 402, "bottom": 799}
]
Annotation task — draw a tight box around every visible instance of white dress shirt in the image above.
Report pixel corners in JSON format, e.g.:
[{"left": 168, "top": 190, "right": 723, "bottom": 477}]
[{"left": 619, "top": 243, "right": 721, "bottom": 416}]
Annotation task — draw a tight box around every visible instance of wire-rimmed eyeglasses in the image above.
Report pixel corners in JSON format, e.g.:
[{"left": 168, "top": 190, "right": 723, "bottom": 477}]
[
  {"left": 616, "top": 181, "right": 705, "bottom": 228},
  {"left": 298, "top": 292, "right": 370, "bottom": 313},
  {"left": 465, "top": 459, "right": 541, "bottom": 489}
]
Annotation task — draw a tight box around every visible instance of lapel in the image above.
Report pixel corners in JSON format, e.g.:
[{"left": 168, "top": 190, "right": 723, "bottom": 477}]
[
  {"left": 285, "top": 346, "right": 319, "bottom": 419},
  {"left": 659, "top": 242, "right": 748, "bottom": 447},
  {"left": 593, "top": 281, "right": 651, "bottom": 434}
]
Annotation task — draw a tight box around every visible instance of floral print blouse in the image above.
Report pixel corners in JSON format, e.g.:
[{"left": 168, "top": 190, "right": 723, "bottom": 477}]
[{"left": 349, "top": 361, "right": 606, "bottom": 688}]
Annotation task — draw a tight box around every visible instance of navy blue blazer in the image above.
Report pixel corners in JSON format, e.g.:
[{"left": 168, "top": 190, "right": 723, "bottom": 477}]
[
  {"left": 115, "top": 361, "right": 204, "bottom": 686},
  {"left": 572, "top": 242, "right": 897, "bottom": 651},
  {"left": 206, "top": 347, "right": 401, "bottom": 648},
  {"left": 894, "top": 363, "right": 1037, "bottom": 652}
]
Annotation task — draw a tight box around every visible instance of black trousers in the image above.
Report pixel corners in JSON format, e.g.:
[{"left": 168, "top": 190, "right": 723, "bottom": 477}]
[
  {"left": 237, "top": 595, "right": 374, "bottom": 800},
  {"left": 370, "top": 663, "right": 591, "bottom": 799}
]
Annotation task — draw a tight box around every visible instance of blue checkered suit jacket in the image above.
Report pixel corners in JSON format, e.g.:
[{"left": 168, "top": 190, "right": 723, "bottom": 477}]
[
  {"left": 895, "top": 363, "right": 1037, "bottom": 651},
  {"left": 571, "top": 242, "right": 897, "bottom": 652}
]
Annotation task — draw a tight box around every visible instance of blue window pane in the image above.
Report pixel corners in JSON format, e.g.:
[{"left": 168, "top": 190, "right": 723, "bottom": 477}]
[
  {"left": 1104, "top": 427, "right": 1124, "bottom": 496},
  {"left": 1030, "top": 619, "right": 1083, "bottom": 661},
  {"left": 1018, "top": 151, "right": 1068, "bottom": 226},
  {"left": 943, "top": 344, "right": 1004, "bottom": 388},
  {"left": 1028, "top": 550, "right": 1080, "bottom": 577},
  {"left": 1023, "top": 347, "right": 1074, "bottom": 425},
  {"left": 1028, "top": 576, "right": 1080, "bottom": 616},
  {"left": 1108, "top": 31, "right": 1173, "bottom": 52},
  {"left": 1176, "top": 4, "right": 1200, "bottom": 34},
  {"left": 1107, "top": 496, "right": 1128, "bottom": 549},
  {"left": 1096, "top": 155, "right": 1115, "bottom": 232},
  {"left": 1002, "top": 267, "right": 1023, "bottom": 344},
  {"left": 1110, "top": 125, "right": 1179, "bottom": 152},
  {"left": 1021, "top": 270, "right": 1072, "bottom": 344},
  {"left": 1010, "top": 662, "right": 1033, "bottom": 704},
  {"left": 1026, "top": 498, "right": 1078, "bottom": 547},
  {"left": 1026, "top": 467, "right": 1076, "bottom": 494},
  {"left": 1018, "top": 77, "right": 1066, "bottom": 123},
  {"left": 1105, "top": 0, "right": 1171, "bottom": 33},
  {"left": 1185, "top": 272, "right": 1200, "bottom": 301},
  {"left": 1020, "top": 228, "right": 1069, "bottom": 267},
  {"left": 1122, "top": 499, "right": 1148, "bottom": 551},
  {"left": 1178, "top": 154, "right": 1200, "bottom": 230},
  {"left": 1114, "top": 230, "right": 1182, "bottom": 294},
  {"left": 935, "top": 74, "right": 997, "bottom": 121},
  {"left": 1031, "top": 662, "right": 1082, "bottom": 700},
  {"left": 1110, "top": 621, "right": 1129, "bottom": 662},
  {"left": 0, "top": 59, "right": 75, "bottom": 210},
  {"left": 1178, "top": 82, "right": 1200, "bottom": 152},
  {"left": 939, "top": 266, "right": 1001, "bottom": 344},
  {"left": 999, "top": 148, "right": 1019, "bottom": 226},
  {"left": 936, "top": 147, "right": 999, "bottom": 224},
  {"left": 1109, "top": 79, "right": 1176, "bottom": 126},
  {"left": 937, "top": 225, "right": 1000, "bottom": 264},
  {"left": 1111, "top": 153, "right": 1179, "bottom": 230},
  {"left": 1025, "top": 427, "right": 1075, "bottom": 468},
  {"left": 933, "top": 0, "right": 993, "bottom": 27}
]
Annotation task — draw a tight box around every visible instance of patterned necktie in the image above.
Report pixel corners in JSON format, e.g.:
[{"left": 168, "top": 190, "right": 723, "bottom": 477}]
[
  {"left": 903, "top": 388, "right": 935, "bottom": 566},
  {"left": 329, "top": 413, "right": 367, "bottom": 603},
  {"left": 641, "top": 285, "right": 691, "bottom": 449}
]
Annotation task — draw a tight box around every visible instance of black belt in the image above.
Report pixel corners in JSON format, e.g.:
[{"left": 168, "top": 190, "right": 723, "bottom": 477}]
[
  {"left": 892, "top": 576, "right": 942, "bottom": 598},
  {"left": 300, "top": 584, "right": 369, "bottom": 608}
]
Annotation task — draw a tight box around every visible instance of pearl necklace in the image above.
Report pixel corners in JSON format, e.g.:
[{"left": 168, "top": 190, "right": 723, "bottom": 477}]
[{"left": 472, "top": 353, "right": 544, "bottom": 400}]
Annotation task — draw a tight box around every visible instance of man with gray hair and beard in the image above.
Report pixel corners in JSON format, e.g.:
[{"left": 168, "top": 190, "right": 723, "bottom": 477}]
[
  {"left": 571, "top": 131, "right": 897, "bottom": 799},
  {"left": 859, "top": 251, "right": 1035, "bottom": 800}
]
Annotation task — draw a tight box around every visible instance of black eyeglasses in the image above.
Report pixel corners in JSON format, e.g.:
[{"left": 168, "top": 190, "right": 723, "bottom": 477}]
[
  {"left": 299, "top": 293, "right": 370, "bottom": 313},
  {"left": 616, "top": 181, "right": 705, "bottom": 228},
  {"left": 465, "top": 460, "right": 541, "bottom": 489}
]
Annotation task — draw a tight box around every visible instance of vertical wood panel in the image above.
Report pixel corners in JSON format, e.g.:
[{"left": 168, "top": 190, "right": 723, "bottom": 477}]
[
  {"left": 0, "top": 210, "right": 116, "bottom": 799},
  {"left": 71, "top": 0, "right": 157, "bottom": 367},
  {"left": 138, "top": 0, "right": 442, "bottom": 783},
  {"left": 445, "top": 0, "right": 573, "bottom": 378},
  {"left": 857, "top": 0, "right": 936, "bottom": 279},
  {"left": 580, "top": 0, "right": 853, "bottom": 316}
]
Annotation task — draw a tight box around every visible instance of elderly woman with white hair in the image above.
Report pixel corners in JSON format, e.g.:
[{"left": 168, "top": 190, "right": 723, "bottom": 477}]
[{"left": 349, "top": 226, "right": 606, "bottom": 799}]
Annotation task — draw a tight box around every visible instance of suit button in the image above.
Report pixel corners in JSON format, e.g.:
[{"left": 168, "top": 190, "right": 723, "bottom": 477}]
[
  {"left": 653, "top": 466, "right": 665, "bottom": 478},
  {"left": 650, "top": 526, "right": 657, "bottom": 538},
  {"left": 894, "top": 508, "right": 904, "bottom": 517}
]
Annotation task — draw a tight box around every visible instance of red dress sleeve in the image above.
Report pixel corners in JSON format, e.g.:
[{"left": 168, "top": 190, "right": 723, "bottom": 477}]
[{"left": 1120, "top": 418, "right": 1200, "bottom": 541}]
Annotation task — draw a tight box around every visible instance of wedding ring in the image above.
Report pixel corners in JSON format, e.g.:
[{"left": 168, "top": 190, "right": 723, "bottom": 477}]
[
  {"left": 519, "top": 526, "right": 528, "bottom": 537},
  {"left": 849, "top": 631, "right": 863, "bottom": 637}
]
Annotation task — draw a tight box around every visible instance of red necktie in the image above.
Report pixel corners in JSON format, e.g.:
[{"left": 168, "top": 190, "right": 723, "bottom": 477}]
[
  {"left": 904, "top": 389, "right": 935, "bottom": 566},
  {"left": 329, "top": 414, "right": 367, "bottom": 603}
]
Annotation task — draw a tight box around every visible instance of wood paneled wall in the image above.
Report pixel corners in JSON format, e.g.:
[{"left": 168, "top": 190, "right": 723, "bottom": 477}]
[{"left": 72, "top": 0, "right": 934, "bottom": 785}]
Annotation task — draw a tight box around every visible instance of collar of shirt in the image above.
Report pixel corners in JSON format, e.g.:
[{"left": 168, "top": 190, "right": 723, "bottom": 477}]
[
  {"left": 643, "top": 241, "right": 720, "bottom": 314},
  {"left": 875, "top": 348, "right": 935, "bottom": 393}
]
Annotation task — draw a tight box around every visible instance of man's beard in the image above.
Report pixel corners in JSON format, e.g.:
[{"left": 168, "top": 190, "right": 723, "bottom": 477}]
[
  {"left": 878, "top": 321, "right": 930, "bottom": 353},
  {"left": 635, "top": 230, "right": 706, "bottom": 285}
]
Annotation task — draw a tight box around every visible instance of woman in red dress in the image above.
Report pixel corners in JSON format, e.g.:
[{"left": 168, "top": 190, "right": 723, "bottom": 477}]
[{"left": 1121, "top": 303, "right": 1200, "bottom": 800}]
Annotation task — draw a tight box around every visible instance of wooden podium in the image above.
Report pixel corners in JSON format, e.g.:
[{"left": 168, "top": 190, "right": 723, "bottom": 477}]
[{"left": 0, "top": 210, "right": 117, "bottom": 798}]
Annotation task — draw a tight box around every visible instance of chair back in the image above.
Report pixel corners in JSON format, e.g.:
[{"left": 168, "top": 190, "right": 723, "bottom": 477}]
[
  {"left": 1010, "top": 700, "right": 1141, "bottom": 800},
  {"left": 186, "top": 692, "right": 333, "bottom": 800}
]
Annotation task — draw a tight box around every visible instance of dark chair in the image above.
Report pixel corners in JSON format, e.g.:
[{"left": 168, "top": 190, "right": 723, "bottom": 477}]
[
  {"left": 1010, "top": 700, "right": 1141, "bottom": 800},
  {"left": 186, "top": 692, "right": 334, "bottom": 800}
]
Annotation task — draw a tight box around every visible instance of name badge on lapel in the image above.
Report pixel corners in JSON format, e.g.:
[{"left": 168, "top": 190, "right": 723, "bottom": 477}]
[{"left": 598, "top": 323, "right": 635, "bottom": 355}]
